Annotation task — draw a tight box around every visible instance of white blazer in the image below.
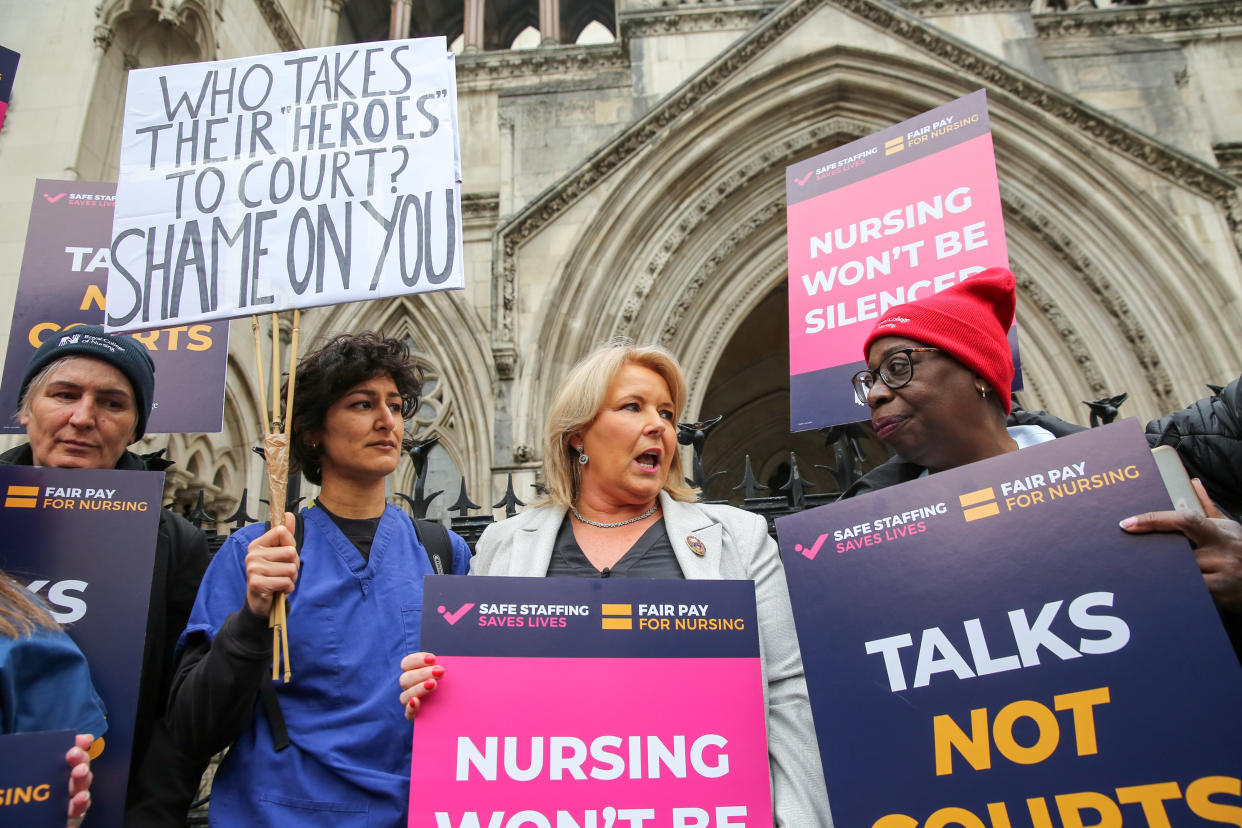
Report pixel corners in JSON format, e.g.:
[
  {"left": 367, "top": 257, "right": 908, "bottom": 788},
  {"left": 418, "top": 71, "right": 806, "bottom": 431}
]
[{"left": 473, "top": 491, "right": 835, "bottom": 827}]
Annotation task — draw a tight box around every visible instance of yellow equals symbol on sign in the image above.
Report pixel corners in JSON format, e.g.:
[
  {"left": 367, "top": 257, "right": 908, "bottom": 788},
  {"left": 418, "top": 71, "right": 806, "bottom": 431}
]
[
  {"left": 601, "top": 603, "right": 633, "bottom": 630},
  {"left": 960, "top": 487, "right": 1000, "bottom": 522},
  {"left": 4, "top": 485, "right": 39, "bottom": 509},
  {"left": 884, "top": 136, "right": 905, "bottom": 156}
]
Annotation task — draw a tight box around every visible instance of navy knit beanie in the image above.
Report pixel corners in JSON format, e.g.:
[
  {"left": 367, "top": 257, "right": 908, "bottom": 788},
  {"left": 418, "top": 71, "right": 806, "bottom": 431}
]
[{"left": 20, "top": 325, "right": 156, "bottom": 439}]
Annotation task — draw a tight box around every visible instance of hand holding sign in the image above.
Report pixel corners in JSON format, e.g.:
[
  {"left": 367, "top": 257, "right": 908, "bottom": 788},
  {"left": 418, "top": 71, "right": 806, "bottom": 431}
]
[
  {"left": 0, "top": 466, "right": 163, "bottom": 828},
  {"left": 66, "top": 734, "right": 94, "bottom": 828},
  {"left": 243, "top": 512, "right": 298, "bottom": 618},
  {"left": 397, "top": 651, "right": 445, "bottom": 719},
  {"left": 1121, "top": 478, "right": 1242, "bottom": 612}
]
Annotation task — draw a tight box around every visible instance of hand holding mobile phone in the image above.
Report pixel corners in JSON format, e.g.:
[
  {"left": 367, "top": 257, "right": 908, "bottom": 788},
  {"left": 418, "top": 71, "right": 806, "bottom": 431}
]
[{"left": 1151, "top": 445, "right": 1207, "bottom": 517}]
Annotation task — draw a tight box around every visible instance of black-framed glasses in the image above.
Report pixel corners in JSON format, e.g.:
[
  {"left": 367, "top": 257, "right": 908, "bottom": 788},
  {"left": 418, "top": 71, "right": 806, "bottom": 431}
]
[{"left": 851, "top": 348, "right": 940, "bottom": 405}]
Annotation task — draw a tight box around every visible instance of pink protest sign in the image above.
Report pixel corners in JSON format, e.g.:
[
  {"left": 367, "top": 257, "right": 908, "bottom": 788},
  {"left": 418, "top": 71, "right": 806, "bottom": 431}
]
[
  {"left": 786, "top": 90, "right": 1016, "bottom": 431},
  {"left": 412, "top": 577, "right": 772, "bottom": 828},
  {"left": 0, "top": 45, "right": 17, "bottom": 132}
]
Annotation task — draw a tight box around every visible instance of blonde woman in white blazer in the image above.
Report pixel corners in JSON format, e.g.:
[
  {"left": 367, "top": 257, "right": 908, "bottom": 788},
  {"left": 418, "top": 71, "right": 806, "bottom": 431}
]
[{"left": 469, "top": 341, "right": 833, "bottom": 827}]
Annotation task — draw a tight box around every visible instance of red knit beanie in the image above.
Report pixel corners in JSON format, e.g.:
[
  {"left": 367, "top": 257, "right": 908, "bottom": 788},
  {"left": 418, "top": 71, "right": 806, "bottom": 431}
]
[{"left": 861, "top": 267, "right": 1016, "bottom": 414}]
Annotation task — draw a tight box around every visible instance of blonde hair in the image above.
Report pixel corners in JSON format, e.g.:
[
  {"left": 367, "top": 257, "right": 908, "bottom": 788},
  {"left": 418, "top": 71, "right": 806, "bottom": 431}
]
[
  {"left": 542, "top": 340, "right": 699, "bottom": 508},
  {"left": 0, "top": 573, "right": 57, "bottom": 639}
]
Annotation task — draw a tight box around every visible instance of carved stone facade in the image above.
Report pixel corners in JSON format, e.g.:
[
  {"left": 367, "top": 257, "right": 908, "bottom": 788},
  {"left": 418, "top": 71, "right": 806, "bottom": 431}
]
[{"left": 0, "top": 0, "right": 1238, "bottom": 518}]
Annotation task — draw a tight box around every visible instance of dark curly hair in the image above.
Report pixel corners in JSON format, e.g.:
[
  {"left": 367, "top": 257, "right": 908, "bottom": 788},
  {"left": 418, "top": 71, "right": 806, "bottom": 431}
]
[{"left": 284, "top": 333, "right": 422, "bottom": 485}]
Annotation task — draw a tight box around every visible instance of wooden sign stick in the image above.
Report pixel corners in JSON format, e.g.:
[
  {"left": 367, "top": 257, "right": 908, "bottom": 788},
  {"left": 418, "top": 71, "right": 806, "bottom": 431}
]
[{"left": 254, "top": 312, "right": 302, "bottom": 683}]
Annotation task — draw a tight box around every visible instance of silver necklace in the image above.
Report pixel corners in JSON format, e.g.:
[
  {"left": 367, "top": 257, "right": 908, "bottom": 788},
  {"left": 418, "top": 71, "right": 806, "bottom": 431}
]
[{"left": 571, "top": 503, "right": 658, "bottom": 528}]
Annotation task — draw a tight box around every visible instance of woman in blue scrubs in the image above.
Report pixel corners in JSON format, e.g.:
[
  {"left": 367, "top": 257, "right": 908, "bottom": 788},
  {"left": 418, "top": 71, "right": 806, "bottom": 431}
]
[{"left": 168, "top": 333, "right": 471, "bottom": 827}]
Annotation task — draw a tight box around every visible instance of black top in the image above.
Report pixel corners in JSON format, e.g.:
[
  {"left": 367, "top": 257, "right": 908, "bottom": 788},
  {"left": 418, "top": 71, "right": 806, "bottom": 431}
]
[
  {"left": 1144, "top": 371, "right": 1242, "bottom": 519},
  {"left": 546, "top": 516, "right": 685, "bottom": 579},
  {"left": 315, "top": 499, "right": 382, "bottom": 562}
]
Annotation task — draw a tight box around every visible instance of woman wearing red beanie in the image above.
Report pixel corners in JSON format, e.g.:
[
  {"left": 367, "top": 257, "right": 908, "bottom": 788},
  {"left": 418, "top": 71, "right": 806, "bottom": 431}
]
[
  {"left": 841, "top": 267, "right": 1081, "bottom": 495},
  {"left": 839, "top": 267, "right": 1242, "bottom": 663}
]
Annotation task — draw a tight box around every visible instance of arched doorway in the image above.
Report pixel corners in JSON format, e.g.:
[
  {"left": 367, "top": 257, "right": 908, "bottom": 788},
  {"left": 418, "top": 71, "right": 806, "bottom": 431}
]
[{"left": 696, "top": 284, "right": 891, "bottom": 503}]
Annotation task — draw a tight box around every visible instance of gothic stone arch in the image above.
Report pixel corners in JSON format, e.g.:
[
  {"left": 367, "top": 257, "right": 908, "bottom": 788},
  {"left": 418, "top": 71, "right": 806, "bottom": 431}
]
[{"left": 495, "top": 10, "right": 1239, "bottom": 469}]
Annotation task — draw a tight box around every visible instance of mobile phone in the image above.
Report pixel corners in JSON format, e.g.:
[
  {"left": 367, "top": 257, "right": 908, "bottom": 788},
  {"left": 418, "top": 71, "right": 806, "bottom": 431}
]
[{"left": 1151, "top": 445, "right": 1206, "bottom": 516}]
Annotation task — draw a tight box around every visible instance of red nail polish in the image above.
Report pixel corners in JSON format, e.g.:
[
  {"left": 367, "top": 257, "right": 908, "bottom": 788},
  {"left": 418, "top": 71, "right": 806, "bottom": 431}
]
[
  {"left": 431, "top": 666, "right": 445, "bottom": 678},
  {"left": 423, "top": 679, "right": 436, "bottom": 691},
  {"left": 408, "top": 698, "right": 419, "bottom": 707},
  {"left": 424, "top": 654, "right": 436, "bottom": 666}
]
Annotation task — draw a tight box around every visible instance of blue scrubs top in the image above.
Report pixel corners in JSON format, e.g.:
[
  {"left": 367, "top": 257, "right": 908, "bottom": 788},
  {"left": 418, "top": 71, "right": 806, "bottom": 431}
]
[
  {"left": 0, "top": 627, "right": 108, "bottom": 737},
  {"left": 182, "top": 504, "right": 471, "bottom": 827}
]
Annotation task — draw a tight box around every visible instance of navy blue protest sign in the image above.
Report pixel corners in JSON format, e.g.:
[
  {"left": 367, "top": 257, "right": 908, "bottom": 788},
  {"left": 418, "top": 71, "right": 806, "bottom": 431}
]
[
  {"left": 0, "top": 466, "right": 163, "bottom": 828},
  {"left": 0, "top": 179, "right": 229, "bottom": 433},
  {"left": 0, "top": 730, "right": 73, "bottom": 828},
  {"left": 411, "top": 577, "right": 773, "bottom": 828},
  {"left": 778, "top": 419, "right": 1242, "bottom": 827}
]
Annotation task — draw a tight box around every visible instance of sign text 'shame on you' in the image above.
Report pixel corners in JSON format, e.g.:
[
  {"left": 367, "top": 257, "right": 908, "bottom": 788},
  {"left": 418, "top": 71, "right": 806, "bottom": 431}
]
[{"left": 105, "top": 38, "right": 463, "bottom": 332}]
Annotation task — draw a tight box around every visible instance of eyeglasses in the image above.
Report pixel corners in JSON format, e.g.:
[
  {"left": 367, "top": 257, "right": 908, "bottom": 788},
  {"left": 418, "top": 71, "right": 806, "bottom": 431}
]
[{"left": 851, "top": 348, "right": 940, "bottom": 405}]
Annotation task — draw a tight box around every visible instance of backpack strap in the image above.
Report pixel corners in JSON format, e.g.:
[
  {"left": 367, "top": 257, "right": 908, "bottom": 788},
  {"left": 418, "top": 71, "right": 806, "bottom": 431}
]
[
  {"left": 412, "top": 518, "right": 455, "bottom": 574},
  {"left": 259, "top": 681, "right": 291, "bottom": 752},
  {"left": 259, "top": 512, "right": 302, "bottom": 753}
]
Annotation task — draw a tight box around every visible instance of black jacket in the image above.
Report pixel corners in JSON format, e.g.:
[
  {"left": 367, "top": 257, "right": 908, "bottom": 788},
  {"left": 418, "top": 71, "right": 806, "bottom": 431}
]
[
  {"left": 0, "top": 444, "right": 210, "bottom": 827},
  {"left": 1145, "top": 374, "right": 1241, "bottom": 519}
]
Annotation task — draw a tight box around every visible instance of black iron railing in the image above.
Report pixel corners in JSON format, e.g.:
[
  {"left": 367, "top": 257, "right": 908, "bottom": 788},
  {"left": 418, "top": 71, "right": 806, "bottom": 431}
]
[{"left": 179, "top": 395, "right": 1130, "bottom": 555}]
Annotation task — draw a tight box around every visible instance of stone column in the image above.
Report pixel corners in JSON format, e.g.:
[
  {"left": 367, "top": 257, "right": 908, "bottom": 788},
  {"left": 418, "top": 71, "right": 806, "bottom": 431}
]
[
  {"left": 462, "top": 0, "right": 486, "bottom": 52},
  {"left": 319, "top": 0, "right": 344, "bottom": 47},
  {"left": 389, "top": 0, "right": 413, "bottom": 40},
  {"left": 538, "top": 0, "right": 561, "bottom": 44}
]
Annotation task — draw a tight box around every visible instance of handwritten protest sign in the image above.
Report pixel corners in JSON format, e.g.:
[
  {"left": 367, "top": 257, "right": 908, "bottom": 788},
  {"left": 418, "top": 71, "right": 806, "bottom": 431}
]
[
  {"left": 412, "top": 577, "right": 772, "bottom": 828},
  {"left": 0, "top": 730, "right": 73, "bottom": 828},
  {"left": 106, "top": 37, "right": 462, "bottom": 332},
  {"left": 786, "top": 90, "right": 1015, "bottom": 430},
  {"left": 778, "top": 420, "right": 1242, "bottom": 827},
  {"left": 0, "top": 45, "right": 18, "bottom": 132},
  {"left": 0, "top": 466, "right": 163, "bottom": 828},
  {"left": 1, "top": 179, "right": 228, "bottom": 432}
]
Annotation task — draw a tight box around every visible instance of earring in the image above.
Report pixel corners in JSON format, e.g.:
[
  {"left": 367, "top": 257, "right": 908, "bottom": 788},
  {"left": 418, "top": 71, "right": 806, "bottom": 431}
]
[
  {"left": 978, "top": 387, "right": 987, "bottom": 399},
  {"left": 578, "top": 451, "right": 589, "bottom": 466}
]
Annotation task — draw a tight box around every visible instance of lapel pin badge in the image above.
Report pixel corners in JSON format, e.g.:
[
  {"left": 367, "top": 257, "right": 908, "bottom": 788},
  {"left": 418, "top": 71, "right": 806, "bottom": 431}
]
[{"left": 687, "top": 535, "right": 707, "bottom": 557}]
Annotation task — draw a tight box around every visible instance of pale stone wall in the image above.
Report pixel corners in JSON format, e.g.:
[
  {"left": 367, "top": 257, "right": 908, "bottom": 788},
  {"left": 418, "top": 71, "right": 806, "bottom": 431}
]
[
  {"left": 1033, "top": 2, "right": 1242, "bottom": 163},
  {"left": 0, "top": 0, "right": 104, "bottom": 360},
  {"left": 216, "top": 0, "right": 295, "bottom": 57},
  {"left": 1185, "top": 38, "right": 1242, "bottom": 145}
]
